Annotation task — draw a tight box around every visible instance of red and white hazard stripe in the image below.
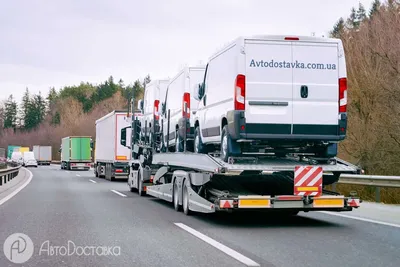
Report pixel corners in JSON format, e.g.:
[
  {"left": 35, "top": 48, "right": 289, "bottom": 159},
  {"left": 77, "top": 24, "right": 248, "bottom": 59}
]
[{"left": 294, "top": 166, "right": 323, "bottom": 197}]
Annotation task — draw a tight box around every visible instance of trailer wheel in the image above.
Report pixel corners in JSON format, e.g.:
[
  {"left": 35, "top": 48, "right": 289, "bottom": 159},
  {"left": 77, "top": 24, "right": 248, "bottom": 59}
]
[
  {"left": 182, "top": 180, "right": 191, "bottom": 215},
  {"left": 173, "top": 181, "right": 181, "bottom": 211}
]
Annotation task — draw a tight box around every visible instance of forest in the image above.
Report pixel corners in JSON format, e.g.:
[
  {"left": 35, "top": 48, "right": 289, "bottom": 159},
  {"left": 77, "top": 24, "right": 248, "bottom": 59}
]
[{"left": 0, "top": 1, "right": 399, "bottom": 201}]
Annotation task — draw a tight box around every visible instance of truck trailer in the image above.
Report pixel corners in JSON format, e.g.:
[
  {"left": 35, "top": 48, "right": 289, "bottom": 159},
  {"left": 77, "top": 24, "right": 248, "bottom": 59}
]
[
  {"left": 7, "top": 146, "right": 20, "bottom": 159},
  {"left": 119, "top": 107, "right": 362, "bottom": 216},
  {"left": 60, "top": 136, "right": 92, "bottom": 170},
  {"left": 94, "top": 110, "right": 133, "bottom": 181},
  {"left": 33, "top": 145, "right": 52, "bottom": 165}
]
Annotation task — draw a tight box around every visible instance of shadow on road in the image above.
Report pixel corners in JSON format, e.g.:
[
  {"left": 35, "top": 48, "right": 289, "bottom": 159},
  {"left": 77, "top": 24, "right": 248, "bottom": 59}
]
[{"left": 148, "top": 198, "right": 340, "bottom": 228}]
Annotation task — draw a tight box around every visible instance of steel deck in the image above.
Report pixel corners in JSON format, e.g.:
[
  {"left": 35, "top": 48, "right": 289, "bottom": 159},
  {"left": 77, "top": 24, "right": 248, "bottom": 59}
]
[{"left": 151, "top": 152, "right": 359, "bottom": 174}]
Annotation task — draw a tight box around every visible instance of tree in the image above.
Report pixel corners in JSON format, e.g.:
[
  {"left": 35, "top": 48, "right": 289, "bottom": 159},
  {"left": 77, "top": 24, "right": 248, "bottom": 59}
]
[
  {"left": 330, "top": 17, "right": 345, "bottom": 38},
  {"left": 357, "top": 3, "right": 367, "bottom": 22},
  {"left": 21, "top": 88, "right": 31, "bottom": 128},
  {"left": 369, "top": 0, "right": 381, "bottom": 18},
  {"left": 347, "top": 7, "right": 359, "bottom": 29},
  {"left": 3, "top": 95, "right": 17, "bottom": 129}
]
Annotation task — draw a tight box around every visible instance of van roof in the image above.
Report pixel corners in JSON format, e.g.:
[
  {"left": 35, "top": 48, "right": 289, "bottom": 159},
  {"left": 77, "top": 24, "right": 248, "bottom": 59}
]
[{"left": 209, "top": 34, "right": 342, "bottom": 61}]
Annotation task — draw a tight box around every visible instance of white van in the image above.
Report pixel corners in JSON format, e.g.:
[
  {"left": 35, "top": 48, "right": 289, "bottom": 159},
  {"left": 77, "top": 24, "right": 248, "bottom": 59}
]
[
  {"left": 23, "top": 151, "right": 38, "bottom": 167},
  {"left": 138, "top": 79, "right": 170, "bottom": 147},
  {"left": 11, "top": 151, "right": 24, "bottom": 165},
  {"left": 192, "top": 35, "right": 348, "bottom": 162},
  {"left": 161, "top": 65, "right": 206, "bottom": 152}
]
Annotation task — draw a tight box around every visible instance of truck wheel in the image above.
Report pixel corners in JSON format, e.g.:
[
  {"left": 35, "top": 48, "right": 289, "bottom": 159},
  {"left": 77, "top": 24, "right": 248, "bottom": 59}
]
[
  {"left": 194, "top": 127, "right": 206, "bottom": 154},
  {"left": 173, "top": 181, "right": 181, "bottom": 211},
  {"left": 182, "top": 180, "right": 191, "bottom": 215},
  {"left": 175, "top": 133, "right": 183, "bottom": 152}
]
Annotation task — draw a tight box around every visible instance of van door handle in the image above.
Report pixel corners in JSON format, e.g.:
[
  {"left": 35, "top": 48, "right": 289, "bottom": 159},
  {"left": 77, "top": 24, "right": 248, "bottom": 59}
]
[{"left": 300, "top": 85, "right": 308, "bottom": 98}]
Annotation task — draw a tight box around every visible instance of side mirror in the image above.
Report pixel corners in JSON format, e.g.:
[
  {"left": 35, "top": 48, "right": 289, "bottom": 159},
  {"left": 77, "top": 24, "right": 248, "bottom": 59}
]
[
  {"left": 90, "top": 140, "right": 94, "bottom": 149},
  {"left": 193, "top": 83, "right": 202, "bottom": 101},
  {"left": 138, "top": 99, "right": 144, "bottom": 113},
  {"left": 161, "top": 102, "right": 166, "bottom": 115},
  {"left": 121, "top": 126, "right": 132, "bottom": 149}
]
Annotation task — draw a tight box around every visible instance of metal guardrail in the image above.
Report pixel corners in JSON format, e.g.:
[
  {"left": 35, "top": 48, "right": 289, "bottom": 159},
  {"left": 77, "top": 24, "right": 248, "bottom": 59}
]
[
  {"left": 334, "top": 173, "right": 400, "bottom": 203},
  {"left": 0, "top": 165, "right": 21, "bottom": 186}
]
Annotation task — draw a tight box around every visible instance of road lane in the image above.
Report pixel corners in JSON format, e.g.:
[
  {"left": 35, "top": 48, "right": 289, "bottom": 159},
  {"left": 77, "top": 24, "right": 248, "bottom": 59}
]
[
  {"left": 2, "top": 166, "right": 400, "bottom": 267},
  {"left": 76, "top": 169, "right": 400, "bottom": 267},
  {"left": 0, "top": 167, "right": 248, "bottom": 267}
]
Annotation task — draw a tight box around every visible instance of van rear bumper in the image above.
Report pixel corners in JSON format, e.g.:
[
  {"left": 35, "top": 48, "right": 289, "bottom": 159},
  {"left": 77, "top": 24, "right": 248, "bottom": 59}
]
[{"left": 227, "top": 110, "right": 346, "bottom": 142}]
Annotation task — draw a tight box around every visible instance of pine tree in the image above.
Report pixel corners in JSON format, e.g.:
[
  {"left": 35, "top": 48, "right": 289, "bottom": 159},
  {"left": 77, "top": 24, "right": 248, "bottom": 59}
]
[
  {"left": 21, "top": 88, "right": 32, "bottom": 128},
  {"left": 369, "top": 0, "right": 381, "bottom": 18},
  {"left": 357, "top": 3, "right": 367, "bottom": 22},
  {"left": 3, "top": 95, "right": 17, "bottom": 129},
  {"left": 347, "top": 7, "right": 360, "bottom": 29},
  {"left": 330, "top": 17, "right": 345, "bottom": 38}
]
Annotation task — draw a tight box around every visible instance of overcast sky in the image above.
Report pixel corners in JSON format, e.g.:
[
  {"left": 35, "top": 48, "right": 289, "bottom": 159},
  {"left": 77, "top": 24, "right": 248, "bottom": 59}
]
[{"left": 0, "top": 0, "right": 374, "bottom": 102}]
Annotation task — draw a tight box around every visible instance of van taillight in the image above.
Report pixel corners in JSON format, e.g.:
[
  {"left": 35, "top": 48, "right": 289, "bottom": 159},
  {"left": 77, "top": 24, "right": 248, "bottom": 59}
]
[
  {"left": 154, "top": 100, "right": 160, "bottom": 120},
  {"left": 182, "top": 92, "right": 190, "bottom": 118},
  {"left": 234, "top": 74, "right": 246, "bottom": 111},
  {"left": 339, "top": 78, "right": 347, "bottom": 113},
  {"left": 284, "top": 37, "right": 299, "bottom": 40}
]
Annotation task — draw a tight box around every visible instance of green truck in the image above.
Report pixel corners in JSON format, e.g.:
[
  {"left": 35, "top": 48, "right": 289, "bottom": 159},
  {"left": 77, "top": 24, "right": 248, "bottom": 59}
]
[{"left": 60, "top": 136, "right": 92, "bottom": 170}]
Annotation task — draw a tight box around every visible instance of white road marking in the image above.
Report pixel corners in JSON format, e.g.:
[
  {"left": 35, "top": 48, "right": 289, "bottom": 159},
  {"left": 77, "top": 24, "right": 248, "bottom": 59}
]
[
  {"left": 111, "top": 190, "right": 127, "bottom": 197},
  {"left": 89, "top": 179, "right": 97, "bottom": 184},
  {"left": 76, "top": 174, "right": 81, "bottom": 177},
  {"left": 174, "top": 223, "right": 260, "bottom": 267},
  {"left": 0, "top": 168, "right": 33, "bottom": 207},
  {"left": 66, "top": 171, "right": 70, "bottom": 174},
  {"left": 318, "top": 211, "right": 400, "bottom": 228}
]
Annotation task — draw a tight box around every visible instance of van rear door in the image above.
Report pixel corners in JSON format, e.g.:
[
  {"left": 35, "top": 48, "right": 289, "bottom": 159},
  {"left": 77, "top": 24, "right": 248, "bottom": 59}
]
[
  {"left": 292, "top": 41, "right": 339, "bottom": 136},
  {"left": 244, "top": 39, "right": 293, "bottom": 135}
]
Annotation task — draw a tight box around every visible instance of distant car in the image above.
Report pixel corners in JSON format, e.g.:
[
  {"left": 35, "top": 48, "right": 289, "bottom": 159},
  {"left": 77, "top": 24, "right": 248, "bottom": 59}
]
[{"left": 23, "top": 151, "right": 38, "bottom": 167}]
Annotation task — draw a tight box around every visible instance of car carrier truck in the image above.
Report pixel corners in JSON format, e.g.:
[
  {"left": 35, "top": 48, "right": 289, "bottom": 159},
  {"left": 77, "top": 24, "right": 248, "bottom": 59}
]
[
  {"left": 94, "top": 110, "right": 139, "bottom": 181},
  {"left": 60, "top": 136, "right": 92, "bottom": 170},
  {"left": 33, "top": 145, "right": 52, "bottom": 165},
  {"left": 119, "top": 100, "right": 362, "bottom": 216}
]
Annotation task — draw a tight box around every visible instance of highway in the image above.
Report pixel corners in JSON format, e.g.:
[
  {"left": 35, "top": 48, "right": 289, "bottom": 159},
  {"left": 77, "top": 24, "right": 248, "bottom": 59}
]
[{"left": 0, "top": 166, "right": 399, "bottom": 267}]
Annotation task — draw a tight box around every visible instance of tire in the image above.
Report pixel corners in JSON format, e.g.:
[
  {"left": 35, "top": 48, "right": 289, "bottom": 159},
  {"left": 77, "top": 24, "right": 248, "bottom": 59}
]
[
  {"left": 182, "top": 179, "right": 191, "bottom": 215},
  {"left": 194, "top": 126, "right": 206, "bottom": 154},
  {"left": 138, "top": 172, "right": 145, "bottom": 196},
  {"left": 175, "top": 132, "right": 183, "bottom": 152},
  {"left": 220, "top": 125, "right": 238, "bottom": 163},
  {"left": 173, "top": 181, "right": 181, "bottom": 211}
]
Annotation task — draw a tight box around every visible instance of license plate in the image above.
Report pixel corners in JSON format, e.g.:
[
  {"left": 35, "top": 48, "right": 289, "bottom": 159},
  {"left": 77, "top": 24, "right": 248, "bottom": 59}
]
[
  {"left": 238, "top": 199, "right": 270, "bottom": 208},
  {"left": 313, "top": 198, "right": 344, "bottom": 207}
]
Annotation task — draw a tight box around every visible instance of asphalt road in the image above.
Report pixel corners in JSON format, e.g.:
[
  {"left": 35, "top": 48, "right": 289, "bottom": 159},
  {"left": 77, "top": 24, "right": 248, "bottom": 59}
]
[{"left": 0, "top": 165, "right": 399, "bottom": 267}]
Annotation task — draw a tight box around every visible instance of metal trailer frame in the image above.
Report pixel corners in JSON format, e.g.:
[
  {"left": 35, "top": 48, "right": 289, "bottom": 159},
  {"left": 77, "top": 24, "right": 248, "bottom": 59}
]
[{"left": 122, "top": 99, "right": 362, "bottom": 216}]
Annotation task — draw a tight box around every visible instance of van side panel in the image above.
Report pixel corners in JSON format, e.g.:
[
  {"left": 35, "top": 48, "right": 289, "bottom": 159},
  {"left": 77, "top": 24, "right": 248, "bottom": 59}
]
[
  {"left": 244, "top": 40, "right": 293, "bottom": 133},
  {"left": 201, "top": 44, "right": 237, "bottom": 142},
  {"left": 292, "top": 42, "right": 339, "bottom": 135}
]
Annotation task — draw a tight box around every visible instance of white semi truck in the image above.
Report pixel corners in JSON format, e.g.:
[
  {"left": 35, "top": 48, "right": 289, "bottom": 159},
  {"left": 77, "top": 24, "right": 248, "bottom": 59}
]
[{"left": 94, "top": 110, "right": 141, "bottom": 181}]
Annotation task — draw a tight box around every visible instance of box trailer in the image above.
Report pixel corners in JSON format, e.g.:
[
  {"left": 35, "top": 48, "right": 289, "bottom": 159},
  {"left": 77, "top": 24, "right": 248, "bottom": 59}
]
[
  {"left": 33, "top": 145, "right": 52, "bottom": 165},
  {"left": 7, "top": 146, "right": 20, "bottom": 159},
  {"left": 94, "top": 110, "right": 134, "bottom": 181},
  {"left": 60, "top": 136, "right": 92, "bottom": 171}
]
